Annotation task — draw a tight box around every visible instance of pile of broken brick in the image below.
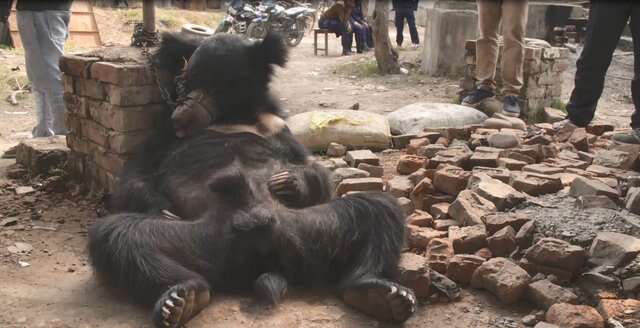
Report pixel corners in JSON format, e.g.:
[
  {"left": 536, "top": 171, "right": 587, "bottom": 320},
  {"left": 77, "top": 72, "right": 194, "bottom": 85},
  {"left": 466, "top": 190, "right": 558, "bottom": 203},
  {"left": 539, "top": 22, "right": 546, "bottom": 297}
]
[{"left": 316, "top": 120, "right": 640, "bottom": 328}]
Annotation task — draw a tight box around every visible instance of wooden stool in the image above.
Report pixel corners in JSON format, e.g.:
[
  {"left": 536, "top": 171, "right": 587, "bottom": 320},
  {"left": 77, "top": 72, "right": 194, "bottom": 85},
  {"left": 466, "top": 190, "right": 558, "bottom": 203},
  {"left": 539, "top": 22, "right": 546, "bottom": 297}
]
[{"left": 314, "top": 28, "right": 329, "bottom": 56}]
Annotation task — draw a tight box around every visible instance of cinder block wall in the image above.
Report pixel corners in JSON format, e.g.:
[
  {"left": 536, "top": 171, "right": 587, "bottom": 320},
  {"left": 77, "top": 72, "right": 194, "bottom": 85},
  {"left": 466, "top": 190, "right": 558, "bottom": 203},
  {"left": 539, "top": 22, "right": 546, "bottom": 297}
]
[
  {"left": 60, "top": 47, "right": 168, "bottom": 193},
  {"left": 460, "top": 40, "right": 570, "bottom": 121}
]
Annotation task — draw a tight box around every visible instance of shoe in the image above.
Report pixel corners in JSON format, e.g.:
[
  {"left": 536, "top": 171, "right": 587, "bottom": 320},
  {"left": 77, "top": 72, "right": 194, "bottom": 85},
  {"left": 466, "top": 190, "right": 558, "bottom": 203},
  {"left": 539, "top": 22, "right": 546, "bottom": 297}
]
[
  {"left": 612, "top": 129, "right": 640, "bottom": 144},
  {"left": 552, "top": 119, "right": 577, "bottom": 132},
  {"left": 411, "top": 43, "right": 420, "bottom": 50},
  {"left": 342, "top": 50, "right": 352, "bottom": 56},
  {"left": 502, "top": 95, "right": 521, "bottom": 117},
  {"left": 552, "top": 118, "right": 579, "bottom": 142},
  {"left": 396, "top": 42, "right": 402, "bottom": 48},
  {"left": 461, "top": 88, "right": 495, "bottom": 107}
]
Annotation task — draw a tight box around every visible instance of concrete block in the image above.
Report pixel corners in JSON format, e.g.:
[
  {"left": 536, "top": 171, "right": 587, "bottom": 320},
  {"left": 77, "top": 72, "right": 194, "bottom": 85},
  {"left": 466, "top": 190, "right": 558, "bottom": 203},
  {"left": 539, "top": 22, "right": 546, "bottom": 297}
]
[
  {"left": 16, "top": 136, "right": 69, "bottom": 175},
  {"left": 423, "top": 8, "right": 478, "bottom": 77}
]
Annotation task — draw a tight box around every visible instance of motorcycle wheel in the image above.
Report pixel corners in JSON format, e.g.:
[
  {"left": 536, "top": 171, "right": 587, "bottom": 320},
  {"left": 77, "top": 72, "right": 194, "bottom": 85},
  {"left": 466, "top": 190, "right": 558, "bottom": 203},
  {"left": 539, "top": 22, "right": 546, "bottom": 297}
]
[
  {"left": 285, "top": 21, "right": 305, "bottom": 47},
  {"left": 246, "top": 22, "right": 269, "bottom": 40}
]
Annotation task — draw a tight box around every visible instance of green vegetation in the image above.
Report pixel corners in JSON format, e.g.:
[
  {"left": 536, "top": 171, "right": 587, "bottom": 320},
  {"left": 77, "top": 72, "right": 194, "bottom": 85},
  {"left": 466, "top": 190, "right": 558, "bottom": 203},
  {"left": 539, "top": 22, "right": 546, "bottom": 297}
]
[
  {"left": 116, "top": 7, "right": 225, "bottom": 30},
  {"left": 0, "top": 62, "right": 28, "bottom": 97},
  {"left": 550, "top": 99, "right": 567, "bottom": 113},
  {"left": 333, "top": 59, "right": 380, "bottom": 78}
]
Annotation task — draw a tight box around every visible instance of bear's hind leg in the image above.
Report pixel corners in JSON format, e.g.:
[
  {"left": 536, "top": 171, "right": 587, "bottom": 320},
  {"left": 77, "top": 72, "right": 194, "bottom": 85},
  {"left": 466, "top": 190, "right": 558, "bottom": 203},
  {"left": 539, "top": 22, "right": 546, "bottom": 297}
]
[
  {"left": 254, "top": 272, "right": 288, "bottom": 306},
  {"left": 152, "top": 277, "right": 211, "bottom": 328},
  {"left": 340, "top": 277, "right": 416, "bottom": 323}
]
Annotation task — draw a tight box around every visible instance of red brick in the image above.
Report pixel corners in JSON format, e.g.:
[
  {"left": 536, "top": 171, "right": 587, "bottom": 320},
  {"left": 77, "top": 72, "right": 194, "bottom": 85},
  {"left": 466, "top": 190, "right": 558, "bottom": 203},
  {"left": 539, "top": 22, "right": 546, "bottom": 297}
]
[
  {"left": 336, "top": 177, "right": 384, "bottom": 196},
  {"left": 87, "top": 100, "right": 165, "bottom": 132},
  {"left": 426, "top": 238, "right": 454, "bottom": 274},
  {"left": 75, "top": 78, "right": 106, "bottom": 100},
  {"left": 59, "top": 55, "right": 100, "bottom": 78},
  {"left": 407, "top": 138, "right": 430, "bottom": 155},
  {"left": 433, "top": 165, "right": 471, "bottom": 196},
  {"left": 406, "top": 210, "right": 434, "bottom": 228},
  {"left": 106, "top": 84, "right": 163, "bottom": 106},
  {"left": 90, "top": 61, "right": 153, "bottom": 86},
  {"left": 397, "top": 155, "right": 428, "bottom": 175}
]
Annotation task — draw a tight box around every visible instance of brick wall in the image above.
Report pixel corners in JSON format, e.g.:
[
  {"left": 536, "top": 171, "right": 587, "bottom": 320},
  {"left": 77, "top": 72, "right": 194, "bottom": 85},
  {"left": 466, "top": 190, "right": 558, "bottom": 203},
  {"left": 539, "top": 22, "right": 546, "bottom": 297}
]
[
  {"left": 460, "top": 39, "right": 570, "bottom": 121},
  {"left": 61, "top": 47, "right": 168, "bottom": 193}
]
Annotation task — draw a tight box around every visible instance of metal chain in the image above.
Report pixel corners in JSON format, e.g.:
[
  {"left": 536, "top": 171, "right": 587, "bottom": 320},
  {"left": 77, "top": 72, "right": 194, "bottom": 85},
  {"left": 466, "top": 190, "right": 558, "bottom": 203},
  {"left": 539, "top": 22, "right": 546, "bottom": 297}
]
[
  {"left": 141, "top": 44, "right": 177, "bottom": 108},
  {"left": 131, "top": 22, "right": 159, "bottom": 48}
]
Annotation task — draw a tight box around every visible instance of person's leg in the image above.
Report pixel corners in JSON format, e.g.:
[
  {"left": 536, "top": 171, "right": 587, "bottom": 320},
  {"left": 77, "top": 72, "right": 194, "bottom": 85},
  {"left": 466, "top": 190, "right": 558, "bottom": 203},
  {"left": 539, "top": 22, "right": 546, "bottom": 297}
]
[
  {"left": 395, "top": 10, "right": 404, "bottom": 46},
  {"left": 566, "top": 2, "right": 630, "bottom": 127},
  {"left": 499, "top": 0, "right": 528, "bottom": 116},
  {"left": 462, "top": 0, "right": 501, "bottom": 107},
  {"left": 339, "top": 21, "right": 353, "bottom": 55},
  {"left": 352, "top": 20, "right": 365, "bottom": 52},
  {"left": 475, "top": 0, "right": 501, "bottom": 94},
  {"left": 630, "top": 4, "right": 640, "bottom": 129},
  {"left": 365, "top": 24, "right": 374, "bottom": 48},
  {"left": 36, "top": 11, "right": 70, "bottom": 135},
  {"left": 31, "top": 90, "right": 53, "bottom": 137},
  {"left": 406, "top": 10, "right": 419, "bottom": 45},
  {"left": 17, "top": 11, "right": 53, "bottom": 137},
  {"left": 613, "top": 3, "right": 640, "bottom": 143},
  {"left": 500, "top": 0, "right": 528, "bottom": 97}
]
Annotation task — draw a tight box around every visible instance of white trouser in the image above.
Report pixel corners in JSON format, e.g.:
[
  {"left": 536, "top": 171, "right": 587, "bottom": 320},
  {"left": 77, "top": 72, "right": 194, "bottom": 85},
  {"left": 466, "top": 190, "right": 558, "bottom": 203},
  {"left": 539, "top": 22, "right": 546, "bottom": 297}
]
[{"left": 17, "top": 10, "right": 70, "bottom": 137}]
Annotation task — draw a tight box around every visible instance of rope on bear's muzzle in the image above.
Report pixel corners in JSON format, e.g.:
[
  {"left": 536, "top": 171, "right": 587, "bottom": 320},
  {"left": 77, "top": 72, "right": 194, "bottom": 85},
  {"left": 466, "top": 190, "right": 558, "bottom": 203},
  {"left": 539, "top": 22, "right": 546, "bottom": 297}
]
[{"left": 141, "top": 39, "right": 215, "bottom": 126}]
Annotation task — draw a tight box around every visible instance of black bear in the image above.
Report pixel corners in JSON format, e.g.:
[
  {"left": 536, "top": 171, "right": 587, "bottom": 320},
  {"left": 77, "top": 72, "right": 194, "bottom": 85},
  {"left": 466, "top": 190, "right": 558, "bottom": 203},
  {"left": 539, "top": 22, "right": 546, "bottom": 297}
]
[{"left": 88, "top": 32, "right": 414, "bottom": 328}]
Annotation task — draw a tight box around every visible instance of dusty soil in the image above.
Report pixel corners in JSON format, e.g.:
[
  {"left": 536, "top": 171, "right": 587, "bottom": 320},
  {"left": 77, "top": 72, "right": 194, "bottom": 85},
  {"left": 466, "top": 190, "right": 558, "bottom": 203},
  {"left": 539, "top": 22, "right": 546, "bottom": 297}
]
[{"left": 0, "top": 6, "right": 639, "bottom": 328}]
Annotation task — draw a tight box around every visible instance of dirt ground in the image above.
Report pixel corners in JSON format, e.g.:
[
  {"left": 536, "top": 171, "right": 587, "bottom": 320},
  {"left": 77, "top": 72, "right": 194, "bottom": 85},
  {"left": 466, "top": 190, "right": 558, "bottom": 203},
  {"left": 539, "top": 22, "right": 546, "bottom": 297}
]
[{"left": 0, "top": 6, "right": 639, "bottom": 328}]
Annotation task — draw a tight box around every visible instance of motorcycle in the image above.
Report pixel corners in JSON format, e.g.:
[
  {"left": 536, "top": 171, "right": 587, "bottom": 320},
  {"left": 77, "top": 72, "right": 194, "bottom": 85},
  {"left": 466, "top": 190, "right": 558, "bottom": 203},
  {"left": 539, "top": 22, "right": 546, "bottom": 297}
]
[
  {"left": 246, "top": 2, "right": 316, "bottom": 47},
  {"left": 215, "top": 2, "right": 260, "bottom": 35}
]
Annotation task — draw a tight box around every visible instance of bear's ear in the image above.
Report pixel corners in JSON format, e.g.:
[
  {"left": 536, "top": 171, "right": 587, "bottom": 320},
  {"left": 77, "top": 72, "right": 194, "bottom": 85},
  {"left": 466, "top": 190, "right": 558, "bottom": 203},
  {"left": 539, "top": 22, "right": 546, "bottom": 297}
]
[{"left": 252, "top": 33, "right": 288, "bottom": 67}]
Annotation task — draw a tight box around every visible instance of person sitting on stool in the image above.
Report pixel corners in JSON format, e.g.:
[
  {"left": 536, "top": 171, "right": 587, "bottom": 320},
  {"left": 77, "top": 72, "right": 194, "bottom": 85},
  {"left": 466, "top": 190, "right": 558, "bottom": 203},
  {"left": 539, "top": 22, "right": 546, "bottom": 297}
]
[
  {"left": 318, "top": 0, "right": 355, "bottom": 56},
  {"left": 350, "top": 0, "right": 373, "bottom": 53}
]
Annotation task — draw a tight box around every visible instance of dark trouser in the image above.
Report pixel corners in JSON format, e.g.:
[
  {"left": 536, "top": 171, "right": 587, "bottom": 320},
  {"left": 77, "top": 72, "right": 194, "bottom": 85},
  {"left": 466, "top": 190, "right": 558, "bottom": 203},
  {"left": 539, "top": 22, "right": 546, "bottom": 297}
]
[
  {"left": 351, "top": 20, "right": 372, "bottom": 51},
  {"left": 567, "top": 1, "right": 640, "bottom": 129},
  {"left": 395, "top": 9, "right": 419, "bottom": 46},
  {"left": 319, "top": 18, "right": 352, "bottom": 53}
]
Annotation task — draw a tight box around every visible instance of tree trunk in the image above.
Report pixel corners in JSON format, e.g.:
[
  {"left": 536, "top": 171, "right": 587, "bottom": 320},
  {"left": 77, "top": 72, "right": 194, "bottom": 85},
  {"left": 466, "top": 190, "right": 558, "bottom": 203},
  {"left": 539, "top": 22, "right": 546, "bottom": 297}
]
[{"left": 372, "top": 0, "right": 400, "bottom": 75}]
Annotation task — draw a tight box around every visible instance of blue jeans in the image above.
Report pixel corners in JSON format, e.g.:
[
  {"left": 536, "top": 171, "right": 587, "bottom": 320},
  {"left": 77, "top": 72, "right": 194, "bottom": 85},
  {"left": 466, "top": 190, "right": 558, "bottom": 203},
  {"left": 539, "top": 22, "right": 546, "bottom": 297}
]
[
  {"left": 17, "top": 10, "right": 70, "bottom": 137},
  {"left": 395, "top": 9, "right": 419, "bottom": 46},
  {"left": 350, "top": 19, "right": 372, "bottom": 51},
  {"left": 319, "top": 18, "right": 352, "bottom": 53}
]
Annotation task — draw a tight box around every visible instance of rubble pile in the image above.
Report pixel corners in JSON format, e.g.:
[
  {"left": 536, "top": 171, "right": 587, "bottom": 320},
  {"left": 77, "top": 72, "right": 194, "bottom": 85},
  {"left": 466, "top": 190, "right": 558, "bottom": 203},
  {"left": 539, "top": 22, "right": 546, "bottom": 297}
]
[{"left": 319, "top": 120, "right": 640, "bottom": 326}]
